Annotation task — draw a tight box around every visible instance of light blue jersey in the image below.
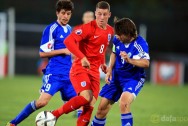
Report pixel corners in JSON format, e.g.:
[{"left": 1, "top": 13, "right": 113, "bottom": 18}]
[
  {"left": 100, "top": 35, "right": 150, "bottom": 102},
  {"left": 40, "top": 21, "right": 72, "bottom": 79}
]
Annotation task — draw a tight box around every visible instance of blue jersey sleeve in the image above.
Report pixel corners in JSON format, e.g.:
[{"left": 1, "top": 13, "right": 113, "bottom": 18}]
[
  {"left": 40, "top": 23, "right": 58, "bottom": 52},
  {"left": 133, "top": 36, "right": 150, "bottom": 60},
  {"left": 112, "top": 35, "right": 119, "bottom": 45}
]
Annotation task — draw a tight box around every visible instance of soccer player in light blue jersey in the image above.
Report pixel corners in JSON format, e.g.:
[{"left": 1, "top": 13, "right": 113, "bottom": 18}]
[
  {"left": 91, "top": 17, "right": 150, "bottom": 126},
  {"left": 6, "top": 1, "right": 79, "bottom": 126}
]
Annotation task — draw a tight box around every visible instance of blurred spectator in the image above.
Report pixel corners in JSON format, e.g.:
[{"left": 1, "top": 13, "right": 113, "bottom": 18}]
[{"left": 73, "top": 10, "right": 94, "bottom": 31}]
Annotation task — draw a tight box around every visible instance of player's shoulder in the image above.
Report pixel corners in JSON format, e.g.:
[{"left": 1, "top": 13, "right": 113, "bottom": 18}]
[
  {"left": 112, "top": 35, "right": 121, "bottom": 45},
  {"left": 44, "top": 21, "right": 59, "bottom": 32},
  {"left": 133, "top": 35, "right": 149, "bottom": 50},
  {"left": 82, "top": 20, "right": 96, "bottom": 29},
  {"left": 106, "top": 24, "right": 113, "bottom": 31},
  {"left": 65, "top": 24, "right": 72, "bottom": 30},
  {"left": 78, "top": 20, "right": 96, "bottom": 35},
  {"left": 135, "top": 35, "right": 148, "bottom": 45}
]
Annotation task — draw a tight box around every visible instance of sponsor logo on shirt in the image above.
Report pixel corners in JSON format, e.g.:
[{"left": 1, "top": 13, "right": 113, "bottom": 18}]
[
  {"left": 60, "top": 35, "right": 64, "bottom": 38},
  {"left": 94, "top": 35, "right": 100, "bottom": 39},
  {"left": 47, "top": 43, "right": 53, "bottom": 49},
  {"left": 116, "top": 46, "right": 120, "bottom": 50},
  {"left": 128, "top": 87, "right": 132, "bottom": 91}
]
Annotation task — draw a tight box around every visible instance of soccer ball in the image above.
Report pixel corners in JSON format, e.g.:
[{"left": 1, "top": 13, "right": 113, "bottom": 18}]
[{"left": 35, "top": 111, "right": 56, "bottom": 126}]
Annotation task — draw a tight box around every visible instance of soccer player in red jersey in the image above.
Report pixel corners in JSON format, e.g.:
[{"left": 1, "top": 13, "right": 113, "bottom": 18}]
[{"left": 51, "top": 1, "right": 113, "bottom": 126}]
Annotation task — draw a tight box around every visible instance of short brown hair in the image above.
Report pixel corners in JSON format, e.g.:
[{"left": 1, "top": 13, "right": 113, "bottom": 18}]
[
  {"left": 96, "top": 1, "right": 110, "bottom": 11},
  {"left": 114, "top": 18, "right": 137, "bottom": 38},
  {"left": 56, "top": 0, "right": 74, "bottom": 12}
]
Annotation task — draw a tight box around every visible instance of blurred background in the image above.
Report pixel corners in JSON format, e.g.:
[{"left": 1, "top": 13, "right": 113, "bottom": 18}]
[{"left": 0, "top": 0, "right": 188, "bottom": 85}]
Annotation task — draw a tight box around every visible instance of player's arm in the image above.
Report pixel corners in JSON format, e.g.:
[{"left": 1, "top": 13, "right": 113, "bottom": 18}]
[
  {"left": 105, "top": 44, "right": 116, "bottom": 84},
  {"left": 64, "top": 24, "right": 92, "bottom": 68},
  {"left": 100, "top": 53, "right": 107, "bottom": 73},
  {"left": 120, "top": 51, "right": 150, "bottom": 68},
  {"left": 64, "top": 34, "right": 90, "bottom": 69},
  {"left": 64, "top": 34, "right": 85, "bottom": 59},
  {"left": 39, "top": 48, "right": 71, "bottom": 58},
  {"left": 105, "top": 52, "right": 116, "bottom": 84}
]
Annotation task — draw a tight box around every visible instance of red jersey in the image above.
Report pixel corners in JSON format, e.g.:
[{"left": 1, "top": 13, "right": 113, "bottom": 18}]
[{"left": 65, "top": 20, "right": 113, "bottom": 74}]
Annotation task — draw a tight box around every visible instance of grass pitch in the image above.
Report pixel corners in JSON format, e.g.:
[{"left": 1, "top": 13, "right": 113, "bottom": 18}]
[{"left": 0, "top": 75, "right": 188, "bottom": 126}]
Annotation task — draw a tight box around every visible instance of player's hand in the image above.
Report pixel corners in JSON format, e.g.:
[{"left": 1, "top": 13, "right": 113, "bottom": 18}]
[
  {"left": 81, "top": 57, "right": 90, "bottom": 69},
  {"left": 63, "top": 48, "right": 71, "bottom": 55},
  {"left": 100, "top": 64, "right": 107, "bottom": 74},
  {"left": 105, "top": 67, "right": 112, "bottom": 84},
  {"left": 120, "top": 51, "right": 131, "bottom": 63}
]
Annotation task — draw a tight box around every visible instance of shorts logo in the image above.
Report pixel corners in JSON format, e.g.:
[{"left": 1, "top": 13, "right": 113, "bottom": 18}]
[{"left": 81, "top": 81, "right": 86, "bottom": 87}]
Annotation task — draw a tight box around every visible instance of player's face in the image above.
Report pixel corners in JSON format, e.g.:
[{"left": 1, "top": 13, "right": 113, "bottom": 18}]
[
  {"left": 95, "top": 8, "right": 111, "bottom": 29},
  {"left": 56, "top": 9, "right": 72, "bottom": 26},
  {"left": 116, "top": 34, "right": 131, "bottom": 44}
]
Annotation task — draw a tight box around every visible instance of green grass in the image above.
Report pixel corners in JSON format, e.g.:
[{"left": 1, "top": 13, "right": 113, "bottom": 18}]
[{"left": 0, "top": 75, "right": 188, "bottom": 126}]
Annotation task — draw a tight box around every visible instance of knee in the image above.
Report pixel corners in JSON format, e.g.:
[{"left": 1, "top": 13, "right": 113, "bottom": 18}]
[
  {"left": 80, "top": 91, "right": 93, "bottom": 102},
  {"left": 119, "top": 101, "right": 130, "bottom": 113},
  {"left": 36, "top": 100, "right": 49, "bottom": 108},
  {"left": 96, "top": 105, "right": 108, "bottom": 118}
]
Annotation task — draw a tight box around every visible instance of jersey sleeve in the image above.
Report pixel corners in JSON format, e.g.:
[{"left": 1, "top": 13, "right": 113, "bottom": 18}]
[
  {"left": 112, "top": 36, "right": 119, "bottom": 54},
  {"left": 112, "top": 35, "right": 119, "bottom": 45},
  {"left": 112, "top": 44, "right": 116, "bottom": 53},
  {"left": 71, "top": 23, "right": 91, "bottom": 42},
  {"left": 133, "top": 40, "right": 150, "bottom": 60},
  {"left": 40, "top": 26, "right": 55, "bottom": 52}
]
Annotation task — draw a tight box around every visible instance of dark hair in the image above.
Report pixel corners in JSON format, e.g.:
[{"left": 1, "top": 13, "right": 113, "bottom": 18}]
[
  {"left": 96, "top": 1, "right": 110, "bottom": 11},
  {"left": 114, "top": 18, "right": 137, "bottom": 38},
  {"left": 56, "top": 0, "right": 74, "bottom": 12}
]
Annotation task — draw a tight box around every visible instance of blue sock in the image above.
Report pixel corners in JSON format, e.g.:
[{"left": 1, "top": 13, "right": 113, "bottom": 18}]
[
  {"left": 91, "top": 116, "right": 106, "bottom": 126},
  {"left": 10, "top": 101, "right": 37, "bottom": 125},
  {"left": 121, "top": 113, "right": 133, "bottom": 126},
  {"left": 77, "top": 109, "right": 82, "bottom": 118}
]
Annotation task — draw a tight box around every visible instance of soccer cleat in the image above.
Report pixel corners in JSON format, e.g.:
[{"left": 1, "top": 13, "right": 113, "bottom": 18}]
[{"left": 5, "top": 122, "right": 16, "bottom": 126}]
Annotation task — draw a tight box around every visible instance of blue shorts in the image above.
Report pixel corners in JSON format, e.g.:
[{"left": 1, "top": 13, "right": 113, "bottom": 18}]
[
  {"left": 41, "top": 74, "right": 77, "bottom": 101},
  {"left": 99, "top": 78, "right": 145, "bottom": 102}
]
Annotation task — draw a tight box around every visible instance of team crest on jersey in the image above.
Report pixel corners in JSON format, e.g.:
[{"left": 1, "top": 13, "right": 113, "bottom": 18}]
[
  {"left": 108, "top": 34, "right": 111, "bottom": 42},
  {"left": 128, "top": 52, "right": 132, "bottom": 57},
  {"left": 81, "top": 81, "right": 86, "bottom": 87},
  {"left": 75, "top": 29, "right": 82, "bottom": 35}
]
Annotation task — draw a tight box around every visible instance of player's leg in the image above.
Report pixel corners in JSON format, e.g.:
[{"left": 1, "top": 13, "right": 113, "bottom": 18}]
[
  {"left": 9, "top": 91, "right": 52, "bottom": 125},
  {"left": 91, "top": 80, "right": 120, "bottom": 126},
  {"left": 76, "top": 99, "right": 94, "bottom": 126},
  {"left": 59, "top": 80, "right": 83, "bottom": 118},
  {"left": 8, "top": 74, "right": 59, "bottom": 126},
  {"left": 119, "top": 92, "right": 134, "bottom": 126},
  {"left": 120, "top": 78, "right": 145, "bottom": 126},
  {"left": 91, "top": 97, "right": 114, "bottom": 126},
  {"left": 76, "top": 74, "right": 101, "bottom": 126},
  {"left": 52, "top": 73, "right": 92, "bottom": 119}
]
